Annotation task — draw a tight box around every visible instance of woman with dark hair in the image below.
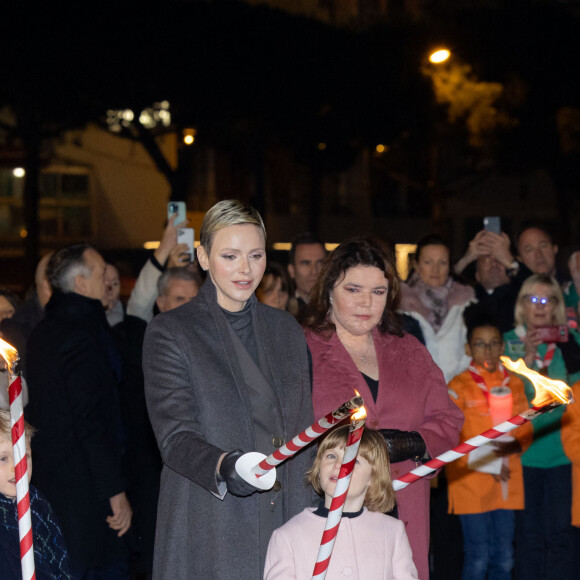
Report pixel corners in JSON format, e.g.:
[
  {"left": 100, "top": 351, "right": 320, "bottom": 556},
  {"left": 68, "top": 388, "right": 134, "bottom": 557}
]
[
  {"left": 256, "top": 261, "right": 294, "bottom": 313},
  {"left": 0, "top": 288, "right": 19, "bottom": 323},
  {"left": 400, "top": 234, "right": 476, "bottom": 382},
  {"left": 304, "top": 236, "right": 464, "bottom": 580}
]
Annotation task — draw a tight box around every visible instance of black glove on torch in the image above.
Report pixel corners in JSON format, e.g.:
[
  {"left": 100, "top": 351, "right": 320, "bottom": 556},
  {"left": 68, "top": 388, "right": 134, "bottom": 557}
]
[
  {"left": 220, "top": 449, "right": 260, "bottom": 497},
  {"left": 380, "top": 429, "right": 427, "bottom": 463}
]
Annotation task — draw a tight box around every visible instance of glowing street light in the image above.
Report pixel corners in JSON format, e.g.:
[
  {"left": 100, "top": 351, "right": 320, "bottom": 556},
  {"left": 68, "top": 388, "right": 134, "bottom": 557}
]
[
  {"left": 183, "top": 128, "right": 196, "bottom": 145},
  {"left": 429, "top": 49, "right": 451, "bottom": 64}
]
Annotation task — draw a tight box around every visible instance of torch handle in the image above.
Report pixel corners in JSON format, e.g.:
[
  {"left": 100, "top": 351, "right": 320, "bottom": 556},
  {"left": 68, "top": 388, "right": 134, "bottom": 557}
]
[
  {"left": 252, "top": 395, "right": 364, "bottom": 477},
  {"left": 392, "top": 402, "right": 562, "bottom": 491},
  {"left": 8, "top": 372, "right": 36, "bottom": 580}
]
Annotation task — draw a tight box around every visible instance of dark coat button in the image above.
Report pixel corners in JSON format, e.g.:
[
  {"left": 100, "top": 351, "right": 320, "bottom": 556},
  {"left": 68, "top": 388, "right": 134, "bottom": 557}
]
[
  {"left": 272, "top": 436, "right": 284, "bottom": 448},
  {"left": 272, "top": 481, "right": 282, "bottom": 492}
]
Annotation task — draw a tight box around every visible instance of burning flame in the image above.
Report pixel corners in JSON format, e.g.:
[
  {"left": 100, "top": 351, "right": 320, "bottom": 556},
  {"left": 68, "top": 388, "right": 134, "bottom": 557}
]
[
  {"left": 353, "top": 406, "right": 367, "bottom": 420},
  {"left": 500, "top": 356, "right": 573, "bottom": 406},
  {"left": 352, "top": 389, "right": 366, "bottom": 420},
  {"left": 0, "top": 337, "right": 18, "bottom": 374}
]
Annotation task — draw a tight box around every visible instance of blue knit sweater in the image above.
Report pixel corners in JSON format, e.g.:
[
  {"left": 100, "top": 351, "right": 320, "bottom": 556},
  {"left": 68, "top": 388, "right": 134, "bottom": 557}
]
[{"left": 0, "top": 485, "right": 72, "bottom": 579}]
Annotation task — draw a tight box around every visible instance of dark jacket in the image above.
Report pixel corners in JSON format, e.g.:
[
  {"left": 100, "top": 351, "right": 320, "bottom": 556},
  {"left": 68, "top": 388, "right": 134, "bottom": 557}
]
[
  {"left": 112, "top": 314, "right": 161, "bottom": 574},
  {"left": 143, "top": 279, "right": 314, "bottom": 580},
  {"left": 0, "top": 486, "right": 72, "bottom": 580},
  {"left": 25, "top": 290, "right": 127, "bottom": 573}
]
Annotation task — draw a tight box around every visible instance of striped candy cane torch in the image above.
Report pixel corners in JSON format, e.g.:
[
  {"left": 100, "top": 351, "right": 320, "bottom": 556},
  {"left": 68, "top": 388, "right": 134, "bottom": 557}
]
[
  {"left": 393, "top": 357, "right": 573, "bottom": 492},
  {"left": 0, "top": 337, "right": 36, "bottom": 580},
  {"left": 312, "top": 405, "right": 367, "bottom": 579},
  {"left": 235, "top": 394, "right": 364, "bottom": 489}
]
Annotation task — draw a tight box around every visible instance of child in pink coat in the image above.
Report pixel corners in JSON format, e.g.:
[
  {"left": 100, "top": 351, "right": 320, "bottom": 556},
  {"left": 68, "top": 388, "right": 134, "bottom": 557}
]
[{"left": 264, "top": 427, "right": 419, "bottom": 579}]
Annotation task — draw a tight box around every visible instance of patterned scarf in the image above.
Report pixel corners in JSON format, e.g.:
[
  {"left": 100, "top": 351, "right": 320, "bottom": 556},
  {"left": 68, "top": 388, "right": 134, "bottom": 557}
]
[
  {"left": 0, "top": 486, "right": 72, "bottom": 580},
  {"left": 407, "top": 272, "right": 454, "bottom": 333}
]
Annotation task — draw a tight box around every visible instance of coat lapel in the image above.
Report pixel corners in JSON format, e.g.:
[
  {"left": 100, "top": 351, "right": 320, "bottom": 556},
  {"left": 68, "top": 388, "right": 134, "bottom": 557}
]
[
  {"left": 315, "top": 331, "right": 379, "bottom": 420},
  {"left": 198, "top": 280, "right": 255, "bottom": 423}
]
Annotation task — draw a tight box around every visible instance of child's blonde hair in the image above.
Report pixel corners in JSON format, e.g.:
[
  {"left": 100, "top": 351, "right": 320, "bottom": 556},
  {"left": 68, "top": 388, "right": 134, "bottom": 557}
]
[
  {"left": 0, "top": 409, "right": 35, "bottom": 446},
  {"left": 306, "top": 426, "right": 395, "bottom": 513}
]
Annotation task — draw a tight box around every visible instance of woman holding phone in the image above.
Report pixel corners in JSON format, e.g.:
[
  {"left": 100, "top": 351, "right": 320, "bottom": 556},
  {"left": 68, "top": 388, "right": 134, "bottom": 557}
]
[
  {"left": 504, "top": 273, "right": 580, "bottom": 580},
  {"left": 143, "top": 200, "right": 314, "bottom": 579}
]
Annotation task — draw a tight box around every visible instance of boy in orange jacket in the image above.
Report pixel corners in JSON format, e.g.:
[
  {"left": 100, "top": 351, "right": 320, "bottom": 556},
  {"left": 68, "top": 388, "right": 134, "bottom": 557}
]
[{"left": 447, "top": 311, "right": 532, "bottom": 580}]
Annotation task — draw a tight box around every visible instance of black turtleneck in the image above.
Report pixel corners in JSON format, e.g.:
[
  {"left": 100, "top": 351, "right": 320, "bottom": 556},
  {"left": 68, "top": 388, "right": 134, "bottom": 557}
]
[{"left": 220, "top": 296, "right": 259, "bottom": 368}]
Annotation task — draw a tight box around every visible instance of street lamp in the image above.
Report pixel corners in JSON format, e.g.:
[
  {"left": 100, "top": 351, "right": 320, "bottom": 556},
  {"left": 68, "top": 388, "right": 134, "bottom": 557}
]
[{"left": 429, "top": 48, "right": 451, "bottom": 64}]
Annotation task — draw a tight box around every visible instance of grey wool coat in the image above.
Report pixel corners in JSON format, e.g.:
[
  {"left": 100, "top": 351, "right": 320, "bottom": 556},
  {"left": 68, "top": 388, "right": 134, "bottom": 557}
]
[{"left": 143, "top": 280, "right": 315, "bottom": 579}]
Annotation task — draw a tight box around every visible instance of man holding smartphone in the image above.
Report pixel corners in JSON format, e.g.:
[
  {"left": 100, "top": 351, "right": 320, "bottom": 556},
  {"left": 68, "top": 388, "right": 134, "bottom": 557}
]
[
  {"left": 455, "top": 223, "right": 580, "bottom": 332},
  {"left": 126, "top": 214, "right": 195, "bottom": 322},
  {"left": 454, "top": 226, "right": 524, "bottom": 332},
  {"left": 515, "top": 226, "right": 579, "bottom": 328}
]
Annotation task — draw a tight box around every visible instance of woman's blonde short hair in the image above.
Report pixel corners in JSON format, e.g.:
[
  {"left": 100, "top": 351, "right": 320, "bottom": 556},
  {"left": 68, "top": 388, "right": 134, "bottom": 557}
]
[
  {"left": 306, "top": 426, "right": 395, "bottom": 513},
  {"left": 200, "top": 200, "right": 266, "bottom": 254},
  {"left": 0, "top": 409, "right": 34, "bottom": 446},
  {"left": 514, "top": 273, "right": 566, "bottom": 327}
]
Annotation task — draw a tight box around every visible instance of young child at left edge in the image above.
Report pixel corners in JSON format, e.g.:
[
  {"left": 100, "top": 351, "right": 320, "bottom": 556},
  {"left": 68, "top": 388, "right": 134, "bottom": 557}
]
[{"left": 0, "top": 409, "right": 73, "bottom": 579}]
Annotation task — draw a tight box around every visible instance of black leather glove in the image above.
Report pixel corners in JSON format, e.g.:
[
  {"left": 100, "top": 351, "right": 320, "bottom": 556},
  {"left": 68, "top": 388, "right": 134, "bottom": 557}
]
[
  {"left": 380, "top": 429, "right": 426, "bottom": 463},
  {"left": 219, "top": 450, "right": 259, "bottom": 497}
]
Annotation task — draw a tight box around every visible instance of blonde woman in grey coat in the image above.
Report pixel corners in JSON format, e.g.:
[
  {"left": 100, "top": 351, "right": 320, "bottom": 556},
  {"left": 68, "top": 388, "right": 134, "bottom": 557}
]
[{"left": 143, "top": 200, "right": 314, "bottom": 579}]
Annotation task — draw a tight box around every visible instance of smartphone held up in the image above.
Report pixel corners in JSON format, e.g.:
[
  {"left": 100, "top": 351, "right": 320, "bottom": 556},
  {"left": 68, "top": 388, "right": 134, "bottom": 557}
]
[
  {"left": 535, "top": 325, "right": 569, "bottom": 343},
  {"left": 177, "top": 227, "right": 195, "bottom": 264},
  {"left": 167, "top": 201, "right": 187, "bottom": 226},
  {"left": 483, "top": 216, "right": 501, "bottom": 235}
]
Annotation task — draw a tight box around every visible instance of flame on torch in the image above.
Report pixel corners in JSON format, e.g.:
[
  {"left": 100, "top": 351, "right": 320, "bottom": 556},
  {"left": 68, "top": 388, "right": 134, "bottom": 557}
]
[
  {"left": 352, "top": 406, "right": 367, "bottom": 421},
  {"left": 500, "top": 356, "right": 573, "bottom": 407},
  {"left": 351, "top": 390, "right": 366, "bottom": 421},
  {"left": 0, "top": 337, "right": 19, "bottom": 374}
]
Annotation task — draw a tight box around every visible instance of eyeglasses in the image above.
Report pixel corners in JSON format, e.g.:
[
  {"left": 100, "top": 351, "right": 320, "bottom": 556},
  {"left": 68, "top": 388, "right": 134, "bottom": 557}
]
[
  {"left": 471, "top": 341, "right": 503, "bottom": 351},
  {"left": 524, "top": 295, "right": 558, "bottom": 305}
]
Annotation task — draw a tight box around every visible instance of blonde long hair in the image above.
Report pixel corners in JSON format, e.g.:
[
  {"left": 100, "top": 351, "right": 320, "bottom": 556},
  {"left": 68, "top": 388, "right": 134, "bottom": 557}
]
[{"left": 306, "top": 426, "right": 395, "bottom": 513}]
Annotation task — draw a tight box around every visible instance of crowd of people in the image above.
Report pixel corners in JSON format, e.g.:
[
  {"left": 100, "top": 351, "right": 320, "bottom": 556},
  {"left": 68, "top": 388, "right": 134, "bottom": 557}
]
[{"left": 1, "top": 201, "right": 580, "bottom": 580}]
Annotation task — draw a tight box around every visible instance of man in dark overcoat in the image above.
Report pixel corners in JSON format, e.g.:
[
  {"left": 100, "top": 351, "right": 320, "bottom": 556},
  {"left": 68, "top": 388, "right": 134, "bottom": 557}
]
[{"left": 25, "top": 243, "right": 132, "bottom": 578}]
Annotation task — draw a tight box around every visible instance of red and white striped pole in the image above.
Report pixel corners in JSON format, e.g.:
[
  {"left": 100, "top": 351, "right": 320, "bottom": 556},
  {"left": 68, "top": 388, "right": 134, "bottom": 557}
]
[
  {"left": 393, "top": 356, "right": 574, "bottom": 492},
  {"left": 312, "top": 407, "right": 366, "bottom": 579},
  {"left": 1, "top": 338, "right": 36, "bottom": 580},
  {"left": 251, "top": 395, "right": 364, "bottom": 478},
  {"left": 393, "top": 399, "right": 566, "bottom": 491}
]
